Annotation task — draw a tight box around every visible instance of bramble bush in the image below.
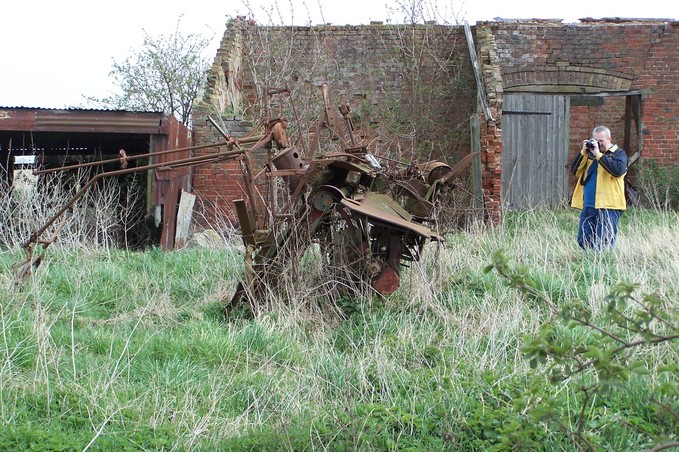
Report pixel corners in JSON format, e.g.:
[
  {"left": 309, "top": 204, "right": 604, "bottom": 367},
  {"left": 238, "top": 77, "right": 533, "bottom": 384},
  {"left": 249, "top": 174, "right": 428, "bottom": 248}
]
[{"left": 486, "top": 250, "right": 678, "bottom": 451}]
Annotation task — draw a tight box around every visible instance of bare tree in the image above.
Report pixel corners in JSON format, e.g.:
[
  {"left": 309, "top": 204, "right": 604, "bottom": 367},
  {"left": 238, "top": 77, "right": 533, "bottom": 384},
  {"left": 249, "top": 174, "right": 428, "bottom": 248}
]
[{"left": 84, "top": 18, "right": 213, "bottom": 126}]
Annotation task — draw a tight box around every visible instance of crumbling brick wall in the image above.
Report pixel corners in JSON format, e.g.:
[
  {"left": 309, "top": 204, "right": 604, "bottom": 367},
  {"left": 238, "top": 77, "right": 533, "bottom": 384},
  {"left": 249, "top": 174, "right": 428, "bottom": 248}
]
[
  {"left": 193, "top": 18, "right": 679, "bottom": 228},
  {"left": 192, "top": 19, "right": 477, "bottom": 227}
]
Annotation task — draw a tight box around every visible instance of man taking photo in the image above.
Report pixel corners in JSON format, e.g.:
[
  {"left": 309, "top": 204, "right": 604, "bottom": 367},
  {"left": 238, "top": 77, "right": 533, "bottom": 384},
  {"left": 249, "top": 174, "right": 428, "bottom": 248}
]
[{"left": 570, "top": 125, "right": 628, "bottom": 250}]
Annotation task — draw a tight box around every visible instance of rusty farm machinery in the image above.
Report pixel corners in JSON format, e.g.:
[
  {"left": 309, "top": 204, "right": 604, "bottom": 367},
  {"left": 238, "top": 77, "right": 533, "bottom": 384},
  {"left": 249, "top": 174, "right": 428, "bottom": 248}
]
[{"left": 13, "top": 84, "right": 477, "bottom": 310}]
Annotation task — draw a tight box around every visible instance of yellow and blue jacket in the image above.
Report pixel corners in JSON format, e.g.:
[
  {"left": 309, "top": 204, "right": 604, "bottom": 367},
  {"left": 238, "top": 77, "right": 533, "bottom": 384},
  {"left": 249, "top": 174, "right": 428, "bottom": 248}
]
[{"left": 570, "top": 145, "right": 627, "bottom": 210}]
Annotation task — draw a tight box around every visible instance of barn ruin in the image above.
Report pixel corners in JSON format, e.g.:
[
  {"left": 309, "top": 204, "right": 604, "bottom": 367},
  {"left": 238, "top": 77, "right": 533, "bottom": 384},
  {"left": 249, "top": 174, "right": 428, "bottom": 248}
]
[{"left": 192, "top": 17, "right": 678, "bottom": 224}]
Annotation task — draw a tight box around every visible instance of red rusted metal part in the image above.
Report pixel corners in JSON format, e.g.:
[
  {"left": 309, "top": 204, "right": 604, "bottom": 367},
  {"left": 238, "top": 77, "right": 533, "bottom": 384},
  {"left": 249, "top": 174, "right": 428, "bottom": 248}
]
[
  {"left": 31, "top": 140, "right": 225, "bottom": 176},
  {"left": 372, "top": 266, "right": 400, "bottom": 295},
  {"left": 340, "top": 193, "right": 441, "bottom": 241},
  {"left": 2, "top": 109, "right": 200, "bottom": 253},
  {"left": 12, "top": 113, "right": 269, "bottom": 278},
  {"left": 152, "top": 116, "right": 192, "bottom": 249},
  {"left": 0, "top": 108, "right": 167, "bottom": 134}
]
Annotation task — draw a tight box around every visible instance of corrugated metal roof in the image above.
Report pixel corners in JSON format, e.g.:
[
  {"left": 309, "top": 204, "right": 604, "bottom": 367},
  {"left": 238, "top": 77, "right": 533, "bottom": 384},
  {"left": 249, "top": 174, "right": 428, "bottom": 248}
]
[
  {"left": 0, "top": 107, "right": 168, "bottom": 134},
  {"left": 0, "top": 106, "right": 163, "bottom": 113}
]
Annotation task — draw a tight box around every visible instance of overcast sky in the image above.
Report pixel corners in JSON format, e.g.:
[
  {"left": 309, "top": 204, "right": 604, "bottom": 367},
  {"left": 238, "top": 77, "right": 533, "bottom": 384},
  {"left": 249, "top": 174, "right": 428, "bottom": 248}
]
[{"left": 1, "top": 0, "right": 676, "bottom": 109}]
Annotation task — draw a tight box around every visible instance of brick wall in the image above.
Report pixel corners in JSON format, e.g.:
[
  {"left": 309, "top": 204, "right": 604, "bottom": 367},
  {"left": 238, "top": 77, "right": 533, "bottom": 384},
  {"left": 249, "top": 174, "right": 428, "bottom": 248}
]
[
  {"left": 236, "top": 21, "right": 475, "bottom": 146},
  {"left": 192, "top": 19, "right": 477, "bottom": 226},
  {"left": 190, "top": 112, "right": 254, "bottom": 228},
  {"left": 193, "top": 18, "right": 679, "bottom": 227},
  {"left": 484, "top": 19, "right": 679, "bottom": 169},
  {"left": 476, "top": 24, "right": 504, "bottom": 223}
]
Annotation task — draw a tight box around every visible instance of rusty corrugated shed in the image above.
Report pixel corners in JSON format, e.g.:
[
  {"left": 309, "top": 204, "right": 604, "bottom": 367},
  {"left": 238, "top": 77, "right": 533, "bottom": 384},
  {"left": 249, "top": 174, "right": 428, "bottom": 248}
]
[{"left": 0, "top": 107, "right": 193, "bottom": 250}]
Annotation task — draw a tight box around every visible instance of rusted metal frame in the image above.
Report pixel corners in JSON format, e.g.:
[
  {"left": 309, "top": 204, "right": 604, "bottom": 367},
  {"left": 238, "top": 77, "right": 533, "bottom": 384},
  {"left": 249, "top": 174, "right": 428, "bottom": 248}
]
[
  {"left": 227, "top": 83, "right": 478, "bottom": 306},
  {"left": 266, "top": 168, "right": 306, "bottom": 178},
  {"left": 367, "top": 219, "right": 422, "bottom": 294},
  {"left": 253, "top": 153, "right": 323, "bottom": 226},
  {"left": 229, "top": 203, "right": 330, "bottom": 307},
  {"left": 260, "top": 203, "right": 324, "bottom": 265},
  {"left": 335, "top": 207, "right": 371, "bottom": 269},
  {"left": 264, "top": 158, "right": 278, "bottom": 229},
  {"left": 307, "top": 114, "right": 350, "bottom": 160},
  {"left": 263, "top": 86, "right": 290, "bottom": 120},
  {"left": 323, "top": 152, "right": 370, "bottom": 164},
  {"left": 322, "top": 83, "right": 356, "bottom": 149},
  {"left": 261, "top": 86, "right": 306, "bottom": 160},
  {"left": 339, "top": 102, "right": 357, "bottom": 148},
  {"left": 266, "top": 163, "right": 276, "bottom": 228},
  {"left": 387, "top": 233, "right": 406, "bottom": 273},
  {"left": 234, "top": 199, "right": 256, "bottom": 246},
  {"left": 262, "top": 169, "right": 295, "bottom": 222},
  {"left": 280, "top": 204, "right": 327, "bottom": 264},
  {"left": 322, "top": 122, "right": 350, "bottom": 149},
  {"left": 265, "top": 166, "right": 309, "bottom": 220},
  {"left": 321, "top": 122, "right": 350, "bottom": 148},
  {"left": 307, "top": 119, "right": 322, "bottom": 160},
  {"left": 264, "top": 159, "right": 333, "bottom": 222},
  {"left": 206, "top": 115, "right": 269, "bottom": 144},
  {"left": 439, "top": 151, "right": 479, "bottom": 184},
  {"left": 343, "top": 116, "right": 357, "bottom": 147},
  {"left": 372, "top": 220, "right": 422, "bottom": 261},
  {"left": 399, "top": 231, "right": 427, "bottom": 263},
  {"left": 238, "top": 151, "right": 262, "bottom": 228},
  {"left": 362, "top": 221, "right": 404, "bottom": 296},
  {"left": 229, "top": 198, "right": 265, "bottom": 310},
  {"left": 207, "top": 117, "right": 269, "bottom": 149},
  {"left": 336, "top": 208, "right": 370, "bottom": 261},
  {"left": 392, "top": 181, "right": 436, "bottom": 221},
  {"left": 307, "top": 84, "right": 349, "bottom": 159}
]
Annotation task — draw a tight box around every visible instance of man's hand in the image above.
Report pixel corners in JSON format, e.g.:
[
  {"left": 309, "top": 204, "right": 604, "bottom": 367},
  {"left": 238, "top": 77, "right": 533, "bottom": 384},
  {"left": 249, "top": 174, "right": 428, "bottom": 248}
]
[{"left": 591, "top": 141, "right": 603, "bottom": 158}]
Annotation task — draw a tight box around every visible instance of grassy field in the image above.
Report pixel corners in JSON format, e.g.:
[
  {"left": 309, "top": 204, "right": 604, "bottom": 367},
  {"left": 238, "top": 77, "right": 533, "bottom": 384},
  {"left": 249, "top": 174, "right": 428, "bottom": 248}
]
[{"left": 0, "top": 208, "right": 677, "bottom": 451}]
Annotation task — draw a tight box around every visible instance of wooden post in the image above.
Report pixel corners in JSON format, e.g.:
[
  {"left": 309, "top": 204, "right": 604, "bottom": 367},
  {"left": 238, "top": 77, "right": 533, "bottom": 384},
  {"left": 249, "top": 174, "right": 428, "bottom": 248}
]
[{"left": 470, "top": 115, "right": 484, "bottom": 209}]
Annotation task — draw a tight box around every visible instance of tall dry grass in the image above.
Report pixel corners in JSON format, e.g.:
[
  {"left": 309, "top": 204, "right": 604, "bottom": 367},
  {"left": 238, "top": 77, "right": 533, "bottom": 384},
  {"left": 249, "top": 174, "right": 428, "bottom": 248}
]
[
  {"left": 0, "top": 170, "right": 676, "bottom": 449},
  {"left": 0, "top": 168, "right": 151, "bottom": 253}
]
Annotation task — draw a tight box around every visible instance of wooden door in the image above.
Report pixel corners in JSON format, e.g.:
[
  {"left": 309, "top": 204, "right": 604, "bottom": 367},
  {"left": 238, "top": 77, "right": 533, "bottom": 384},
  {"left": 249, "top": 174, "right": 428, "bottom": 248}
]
[{"left": 501, "top": 93, "right": 570, "bottom": 209}]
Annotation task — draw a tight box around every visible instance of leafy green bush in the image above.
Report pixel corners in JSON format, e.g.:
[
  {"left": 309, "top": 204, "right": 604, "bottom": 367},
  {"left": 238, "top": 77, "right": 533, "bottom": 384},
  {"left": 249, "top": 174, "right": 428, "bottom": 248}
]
[{"left": 486, "top": 250, "right": 679, "bottom": 450}]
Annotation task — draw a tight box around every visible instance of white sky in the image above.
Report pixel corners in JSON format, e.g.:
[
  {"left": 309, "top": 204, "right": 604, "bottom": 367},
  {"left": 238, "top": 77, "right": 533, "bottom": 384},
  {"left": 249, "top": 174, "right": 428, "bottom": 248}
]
[{"left": 1, "top": 0, "right": 676, "bottom": 109}]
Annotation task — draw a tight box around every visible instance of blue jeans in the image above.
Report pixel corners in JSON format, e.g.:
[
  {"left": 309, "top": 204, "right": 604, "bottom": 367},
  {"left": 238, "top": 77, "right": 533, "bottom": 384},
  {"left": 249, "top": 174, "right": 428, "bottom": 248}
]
[{"left": 577, "top": 207, "right": 623, "bottom": 250}]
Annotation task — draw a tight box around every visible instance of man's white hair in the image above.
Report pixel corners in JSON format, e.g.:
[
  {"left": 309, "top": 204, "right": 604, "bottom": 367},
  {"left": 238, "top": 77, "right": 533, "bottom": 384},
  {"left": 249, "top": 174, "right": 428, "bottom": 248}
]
[{"left": 593, "top": 125, "right": 611, "bottom": 139}]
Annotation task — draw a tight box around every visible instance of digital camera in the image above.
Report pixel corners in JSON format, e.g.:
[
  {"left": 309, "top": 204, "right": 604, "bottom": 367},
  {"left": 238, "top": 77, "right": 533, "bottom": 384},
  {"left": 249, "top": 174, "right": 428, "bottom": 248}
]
[{"left": 585, "top": 139, "right": 598, "bottom": 150}]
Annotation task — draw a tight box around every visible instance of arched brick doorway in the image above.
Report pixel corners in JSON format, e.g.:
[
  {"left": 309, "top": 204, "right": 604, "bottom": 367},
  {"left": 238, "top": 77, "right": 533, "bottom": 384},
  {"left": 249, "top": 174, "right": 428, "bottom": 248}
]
[{"left": 499, "top": 67, "right": 642, "bottom": 209}]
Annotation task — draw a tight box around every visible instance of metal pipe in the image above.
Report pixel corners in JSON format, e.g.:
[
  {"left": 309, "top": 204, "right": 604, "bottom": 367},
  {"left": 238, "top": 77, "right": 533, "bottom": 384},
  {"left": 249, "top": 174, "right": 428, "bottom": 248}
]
[{"left": 33, "top": 140, "right": 232, "bottom": 175}]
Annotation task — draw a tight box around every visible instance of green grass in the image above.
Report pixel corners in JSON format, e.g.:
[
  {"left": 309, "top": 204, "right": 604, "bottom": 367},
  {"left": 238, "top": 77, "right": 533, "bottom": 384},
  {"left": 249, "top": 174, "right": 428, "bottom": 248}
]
[{"left": 0, "top": 208, "right": 677, "bottom": 450}]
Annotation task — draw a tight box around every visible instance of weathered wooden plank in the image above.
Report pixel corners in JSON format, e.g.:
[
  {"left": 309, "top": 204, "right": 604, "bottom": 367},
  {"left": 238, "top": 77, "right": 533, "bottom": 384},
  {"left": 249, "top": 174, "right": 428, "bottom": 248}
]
[{"left": 174, "top": 190, "right": 197, "bottom": 249}]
